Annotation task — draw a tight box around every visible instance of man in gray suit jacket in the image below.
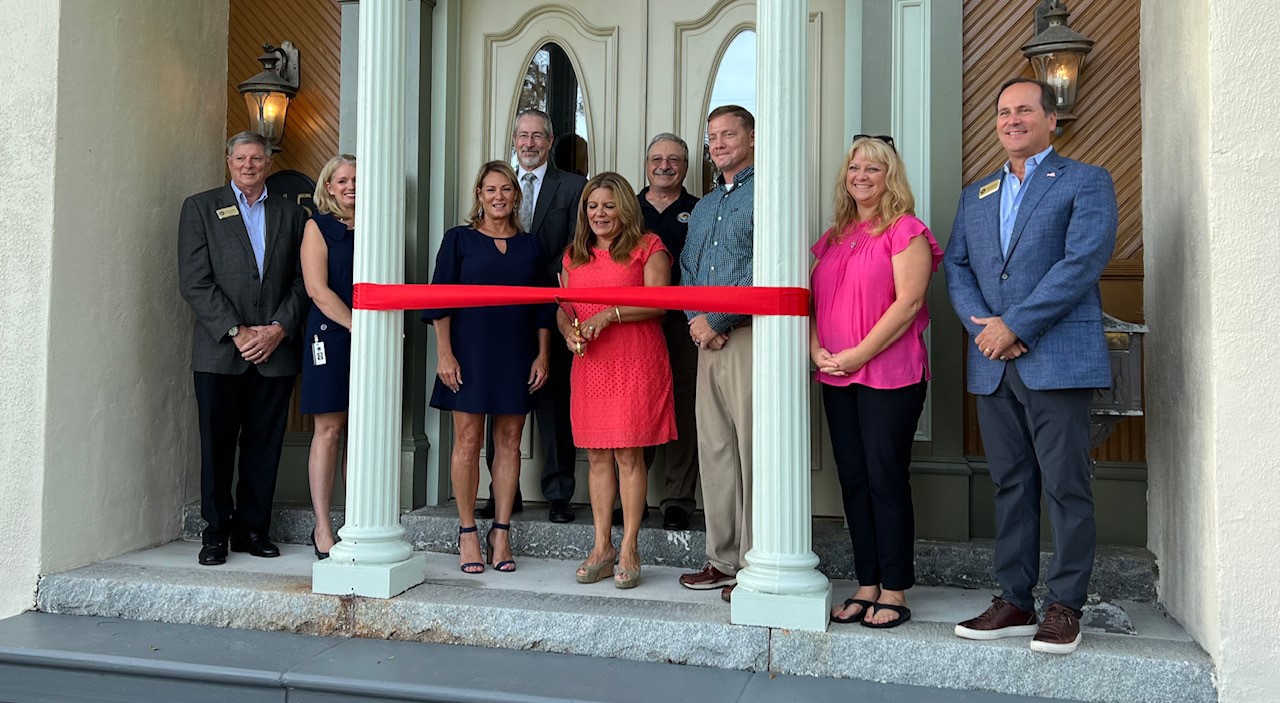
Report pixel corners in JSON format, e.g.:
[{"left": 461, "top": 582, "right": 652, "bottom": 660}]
[
  {"left": 178, "top": 132, "right": 308, "bottom": 566},
  {"left": 944, "top": 79, "right": 1117, "bottom": 655}
]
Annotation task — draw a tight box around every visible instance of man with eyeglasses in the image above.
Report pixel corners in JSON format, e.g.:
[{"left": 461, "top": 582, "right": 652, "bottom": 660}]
[
  {"left": 677, "top": 105, "right": 756, "bottom": 603},
  {"left": 634, "top": 133, "right": 702, "bottom": 532},
  {"left": 475, "top": 109, "right": 587, "bottom": 524}
]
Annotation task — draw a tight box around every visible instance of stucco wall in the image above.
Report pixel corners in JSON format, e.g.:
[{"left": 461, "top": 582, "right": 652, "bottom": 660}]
[
  {"left": 1145, "top": 0, "right": 1280, "bottom": 700},
  {"left": 35, "top": 0, "right": 229, "bottom": 574},
  {"left": 0, "top": 0, "right": 59, "bottom": 619}
]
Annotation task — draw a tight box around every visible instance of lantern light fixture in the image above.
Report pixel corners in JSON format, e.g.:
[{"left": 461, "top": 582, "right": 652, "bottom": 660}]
[
  {"left": 237, "top": 41, "right": 300, "bottom": 152},
  {"left": 1022, "top": 0, "right": 1093, "bottom": 136}
]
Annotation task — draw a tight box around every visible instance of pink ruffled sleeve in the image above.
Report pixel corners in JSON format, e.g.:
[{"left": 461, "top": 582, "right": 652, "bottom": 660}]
[
  {"left": 887, "top": 215, "right": 943, "bottom": 271},
  {"left": 810, "top": 228, "right": 834, "bottom": 258}
]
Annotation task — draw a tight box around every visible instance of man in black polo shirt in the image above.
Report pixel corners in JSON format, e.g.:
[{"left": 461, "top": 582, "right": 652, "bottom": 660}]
[{"left": 638, "top": 132, "right": 702, "bottom": 531}]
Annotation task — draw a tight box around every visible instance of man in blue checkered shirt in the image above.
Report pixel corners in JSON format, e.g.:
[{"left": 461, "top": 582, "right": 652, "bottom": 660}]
[{"left": 677, "top": 105, "right": 755, "bottom": 604}]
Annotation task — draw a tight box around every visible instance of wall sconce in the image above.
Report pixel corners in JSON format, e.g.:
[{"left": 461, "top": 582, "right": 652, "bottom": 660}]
[
  {"left": 1022, "top": 0, "right": 1093, "bottom": 135},
  {"left": 237, "top": 41, "right": 300, "bottom": 152}
]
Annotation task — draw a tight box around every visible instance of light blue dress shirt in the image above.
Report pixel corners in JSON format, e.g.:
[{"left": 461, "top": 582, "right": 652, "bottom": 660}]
[
  {"left": 230, "top": 182, "right": 269, "bottom": 278},
  {"left": 999, "top": 145, "right": 1054, "bottom": 257}
]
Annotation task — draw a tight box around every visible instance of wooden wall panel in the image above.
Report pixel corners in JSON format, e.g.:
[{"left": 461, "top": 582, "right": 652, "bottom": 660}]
[
  {"left": 227, "top": 0, "right": 343, "bottom": 433},
  {"left": 961, "top": 0, "right": 1146, "bottom": 462},
  {"left": 227, "top": 0, "right": 342, "bottom": 182}
]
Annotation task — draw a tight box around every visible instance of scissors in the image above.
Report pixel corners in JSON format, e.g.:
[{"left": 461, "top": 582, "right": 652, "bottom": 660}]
[{"left": 554, "top": 295, "right": 585, "bottom": 357}]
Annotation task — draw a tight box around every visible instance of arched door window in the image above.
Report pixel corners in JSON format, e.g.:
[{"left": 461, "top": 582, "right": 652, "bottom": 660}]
[
  {"left": 517, "top": 42, "right": 589, "bottom": 176},
  {"left": 702, "top": 30, "right": 756, "bottom": 193}
]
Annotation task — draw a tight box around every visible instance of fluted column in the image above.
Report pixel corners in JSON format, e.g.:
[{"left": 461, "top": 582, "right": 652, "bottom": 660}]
[
  {"left": 313, "top": 0, "right": 427, "bottom": 598},
  {"left": 731, "top": 0, "right": 832, "bottom": 632}
]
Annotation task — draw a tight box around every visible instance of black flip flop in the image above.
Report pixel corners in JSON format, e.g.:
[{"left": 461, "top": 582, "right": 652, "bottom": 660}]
[
  {"left": 861, "top": 602, "right": 912, "bottom": 629},
  {"left": 831, "top": 598, "right": 875, "bottom": 624}
]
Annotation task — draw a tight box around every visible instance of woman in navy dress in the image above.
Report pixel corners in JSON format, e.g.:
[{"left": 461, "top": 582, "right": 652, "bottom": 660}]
[
  {"left": 300, "top": 154, "right": 357, "bottom": 560},
  {"left": 422, "top": 160, "right": 552, "bottom": 574}
]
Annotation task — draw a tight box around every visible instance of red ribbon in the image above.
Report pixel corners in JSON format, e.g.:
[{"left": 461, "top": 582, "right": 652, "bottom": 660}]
[{"left": 353, "top": 283, "right": 810, "bottom": 317}]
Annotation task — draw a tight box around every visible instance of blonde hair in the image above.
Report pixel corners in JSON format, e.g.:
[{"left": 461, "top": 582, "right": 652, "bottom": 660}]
[
  {"left": 566, "top": 172, "right": 645, "bottom": 269},
  {"left": 831, "top": 137, "right": 915, "bottom": 237},
  {"left": 313, "top": 154, "right": 356, "bottom": 219},
  {"left": 466, "top": 160, "right": 524, "bottom": 230}
]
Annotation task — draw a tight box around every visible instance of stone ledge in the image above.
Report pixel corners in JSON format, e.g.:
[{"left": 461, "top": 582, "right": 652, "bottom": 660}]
[
  {"left": 183, "top": 501, "right": 1157, "bottom": 602},
  {"left": 34, "top": 543, "right": 1211, "bottom": 703}
]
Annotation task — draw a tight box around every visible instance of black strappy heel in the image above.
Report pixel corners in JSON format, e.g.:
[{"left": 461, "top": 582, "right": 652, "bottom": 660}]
[
  {"left": 458, "top": 525, "right": 485, "bottom": 574},
  {"left": 486, "top": 522, "right": 517, "bottom": 572}
]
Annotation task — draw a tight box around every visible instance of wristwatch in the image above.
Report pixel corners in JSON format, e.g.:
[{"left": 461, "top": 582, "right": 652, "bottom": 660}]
[{"left": 228, "top": 325, "right": 240, "bottom": 338}]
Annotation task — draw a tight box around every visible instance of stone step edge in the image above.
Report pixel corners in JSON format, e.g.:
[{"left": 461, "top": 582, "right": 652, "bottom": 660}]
[
  {"left": 35, "top": 564, "right": 1212, "bottom": 703},
  {"left": 181, "top": 501, "right": 1158, "bottom": 603}
]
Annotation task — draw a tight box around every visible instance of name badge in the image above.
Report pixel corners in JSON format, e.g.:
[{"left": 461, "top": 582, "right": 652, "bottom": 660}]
[
  {"left": 978, "top": 181, "right": 1000, "bottom": 200},
  {"left": 311, "top": 335, "right": 327, "bottom": 366},
  {"left": 216, "top": 206, "right": 240, "bottom": 220}
]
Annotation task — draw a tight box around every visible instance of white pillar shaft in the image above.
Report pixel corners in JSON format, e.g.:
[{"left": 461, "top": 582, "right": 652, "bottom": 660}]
[
  {"left": 314, "top": 0, "right": 425, "bottom": 597},
  {"left": 732, "top": 0, "right": 831, "bottom": 632}
]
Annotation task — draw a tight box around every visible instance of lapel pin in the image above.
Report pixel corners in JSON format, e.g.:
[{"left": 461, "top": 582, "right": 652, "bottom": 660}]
[{"left": 1045, "top": 172, "right": 1057, "bottom": 178}]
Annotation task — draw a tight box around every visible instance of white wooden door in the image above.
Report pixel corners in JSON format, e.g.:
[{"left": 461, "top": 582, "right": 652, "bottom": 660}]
[{"left": 451, "top": 0, "right": 850, "bottom": 514}]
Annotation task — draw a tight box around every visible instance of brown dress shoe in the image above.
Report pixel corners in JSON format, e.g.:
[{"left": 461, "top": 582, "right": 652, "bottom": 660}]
[
  {"left": 1030, "top": 603, "right": 1082, "bottom": 654},
  {"left": 954, "top": 596, "right": 1039, "bottom": 640},
  {"left": 679, "top": 563, "right": 736, "bottom": 590},
  {"left": 721, "top": 584, "right": 735, "bottom": 602}
]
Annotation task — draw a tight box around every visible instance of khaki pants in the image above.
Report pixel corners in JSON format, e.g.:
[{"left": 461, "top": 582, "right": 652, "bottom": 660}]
[{"left": 696, "top": 325, "right": 752, "bottom": 575}]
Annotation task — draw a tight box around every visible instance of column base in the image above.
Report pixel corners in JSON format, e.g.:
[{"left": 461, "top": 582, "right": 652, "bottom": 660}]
[
  {"left": 312, "top": 553, "right": 427, "bottom": 599},
  {"left": 731, "top": 582, "right": 832, "bottom": 632}
]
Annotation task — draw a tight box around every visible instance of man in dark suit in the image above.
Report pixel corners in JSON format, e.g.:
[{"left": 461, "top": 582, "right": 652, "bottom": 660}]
[
  {"left": 477, "top": 109, "right": 587, "bottom": 523},
  {"left": 945, "top": 79, "right": 1117, "bottom": 654},
  {"left": 178, "top": 131, "right": 308, "bottom": 566}
]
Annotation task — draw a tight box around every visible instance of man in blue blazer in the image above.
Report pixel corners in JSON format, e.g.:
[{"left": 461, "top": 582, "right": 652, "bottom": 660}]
[
  {"left": 178, "top": 132, "right": 308, "bottom": 566},
  {"left": 944, "top": 79, "right": 1117, "bottom": 655}
]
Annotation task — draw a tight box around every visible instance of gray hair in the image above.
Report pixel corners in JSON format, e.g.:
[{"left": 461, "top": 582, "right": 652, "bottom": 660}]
[
  {"left": 226, "top": 131, "right": 271, "bottom": 157},
  {"left": 513, "top": 109, "right": 554, "bottom": 140},
  {"left": 646, "top": 132, "right": 689, "bottom": 161}
]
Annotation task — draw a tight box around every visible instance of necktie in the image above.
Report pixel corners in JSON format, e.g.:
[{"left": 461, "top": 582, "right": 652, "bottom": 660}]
[{"left": 520, "top": 173, "right": 536, "bottom": 230}]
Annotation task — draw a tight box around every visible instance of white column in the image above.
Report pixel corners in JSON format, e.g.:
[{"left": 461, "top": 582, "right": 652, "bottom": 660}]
[
  {"left": 731, "top": 0, "right": 832, "bottom": 632},
  {"left": 313, "top": 0, "right": 426, "bottom": 598}
]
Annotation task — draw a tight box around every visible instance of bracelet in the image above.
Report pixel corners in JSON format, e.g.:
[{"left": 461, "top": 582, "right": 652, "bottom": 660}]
[{"left": 614, "top": 306, "right": 622, "bottom": 323}]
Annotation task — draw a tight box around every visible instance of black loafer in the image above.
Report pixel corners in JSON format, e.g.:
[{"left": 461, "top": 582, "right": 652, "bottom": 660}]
[
  {"left": 230, "top": 533, "right": 280, "bottom": 558},
  {"left": 548, "top": 500, "right": 575, "bottom": 523},
  {"left": 662, "top": 506, "right": 691, "bottom": 531},
  {"left": 198, "top": 542, "right": 228, "bottom": 566}
]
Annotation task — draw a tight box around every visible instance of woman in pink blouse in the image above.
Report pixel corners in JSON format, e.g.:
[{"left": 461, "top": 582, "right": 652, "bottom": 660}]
[{"left": 812, "top": 135, "right": 942, "bottom": 629}]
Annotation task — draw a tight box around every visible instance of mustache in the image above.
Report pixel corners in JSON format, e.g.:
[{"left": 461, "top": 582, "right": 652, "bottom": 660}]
[{"left": 651, "top": 167, "right": 677, "bottom": 176}]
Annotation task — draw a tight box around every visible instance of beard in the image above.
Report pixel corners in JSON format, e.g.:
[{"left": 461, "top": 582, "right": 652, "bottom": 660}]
[{"left": 517, "top": 151, "right": 546, "bottom": 170}]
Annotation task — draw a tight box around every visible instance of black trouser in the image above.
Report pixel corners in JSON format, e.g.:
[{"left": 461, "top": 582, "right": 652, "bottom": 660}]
[
  {"left": 822, "top": 379, "right": 928, "bottom": 591},
  {"left": 976, "top": 363, "right": 1095, "bottom": 613},
  {"left": 644, "top": 310, "right": 700, "bottom": 513},
  {"left": 194, "top": 369, "right": 295, "bottom": 543},
  {"left": 484, "top": 340, "right": 577, "bottom": 502}
]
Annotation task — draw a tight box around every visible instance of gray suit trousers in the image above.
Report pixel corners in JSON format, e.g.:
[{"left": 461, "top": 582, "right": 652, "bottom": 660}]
[{"left": 976, "top": 363, "right": 1095, "bottom": 613}]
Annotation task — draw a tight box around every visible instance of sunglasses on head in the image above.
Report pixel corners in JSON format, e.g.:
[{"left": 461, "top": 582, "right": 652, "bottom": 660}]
[{"left": 852, "top": 134, "right": 896, "bottom": 151}]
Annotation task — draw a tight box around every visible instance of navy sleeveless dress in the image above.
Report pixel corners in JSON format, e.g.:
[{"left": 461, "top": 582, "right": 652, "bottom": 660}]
[
  {"left": 300, "top": 212, "right": 354, "bottom": 414},
  {"left": 421, "top": 225, "right": 554, "bottom": 415}
]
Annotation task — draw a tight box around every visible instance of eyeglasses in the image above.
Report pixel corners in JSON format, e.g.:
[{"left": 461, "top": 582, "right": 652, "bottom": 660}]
[
  {"left": 648, "top": 155, "right": 686, "bottom": 166},
  {"left": 852, "top": 134, "right": 896, "bottom": 151},
  {"left": 515, "top": 131, "right": 549, "bottom": 143}
]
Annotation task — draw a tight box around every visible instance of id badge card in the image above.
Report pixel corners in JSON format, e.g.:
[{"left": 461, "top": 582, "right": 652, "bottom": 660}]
[{"left": 311, "top": 335, "right": 327, "bottom": 366}]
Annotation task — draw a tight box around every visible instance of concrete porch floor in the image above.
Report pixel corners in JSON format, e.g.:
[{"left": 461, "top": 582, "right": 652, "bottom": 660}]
[{"left": 29, "top": 540, "right": 1216, "bottom": 703}]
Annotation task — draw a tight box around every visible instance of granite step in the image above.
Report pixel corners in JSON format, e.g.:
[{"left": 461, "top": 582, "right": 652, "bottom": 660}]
[
  {"left": 182, "top": 501, "right": 1158, "bottom": 602},
  {"left": 35, "top": 541, "right": 1214, "bottom": 703},
  {"left": 1, "top": 612, "right": 1084, "bottom": 703}
]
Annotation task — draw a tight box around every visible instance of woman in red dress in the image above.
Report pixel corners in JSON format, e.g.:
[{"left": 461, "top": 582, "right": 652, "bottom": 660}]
[{"left": 558, "top": 172, "right": 676, "bottom": 589}]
